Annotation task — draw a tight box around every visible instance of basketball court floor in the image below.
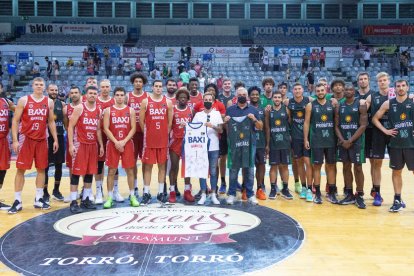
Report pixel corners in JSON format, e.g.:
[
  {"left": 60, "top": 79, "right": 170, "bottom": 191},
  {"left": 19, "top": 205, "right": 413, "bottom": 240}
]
[{"left": 0, "top": 160, "right": 413, "bottom": 275}]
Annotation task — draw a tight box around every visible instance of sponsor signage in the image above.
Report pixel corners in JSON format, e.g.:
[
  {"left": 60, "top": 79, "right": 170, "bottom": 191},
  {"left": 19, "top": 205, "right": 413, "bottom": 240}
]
[
  {"left": 254, "top": 24, "right": 349, "bottom": 37},
  {"left": 363, "top": 25, "right": 414, "bottom": 36},
  {"left": 274, "top": 47, "right": 309, "bottom": 58},
  {"left": 309, "top": 47, "right": 342, "bottom": 58},
  {"left": 123, "top": 47, "right": 151, "bottom": 58},
  {"left": 26, "top": 23, "right": 127, "bottom": 35},
  {"left": 0, "top": 204, "right": 304, "bottom": 275}
]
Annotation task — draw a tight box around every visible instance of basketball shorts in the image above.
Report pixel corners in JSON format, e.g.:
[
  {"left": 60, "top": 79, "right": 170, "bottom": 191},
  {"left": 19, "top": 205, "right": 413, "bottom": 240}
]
[
  {"left": 337, "top": 144, "right": 366, "bottom": 164},
  {"left": 16, "top": 135, "right": 48, "bottom": 170},
  {"left": 255, "top": 148, "right": 266, "bottom": 164},
  {"left": 291, "top": 139, "right": 310, "bottom": 158},
  {"left": 0, "top": 136, "right": 11, "bottom": 170},
  {"left": 98, "top": 134, "right": 108, "bottom": 162},
  {"left": 169, "top": 137, "right": 184, "bottom": 158},
  {"left": 269, "top": 149, "right": 291, "bottom": 165},
  {"left": 311, "top": 147, "right": 336, "bottom": 165},
  {"left": 106, "top": 140, "right": 135, "bottom": 169},
  {"left": 142, "top": 147, "right": 168, "bottom": 165},
  {"left": 370, "top": 127, "right": 390, "bottom": 159},
  {"left": 389, "top": 148, "right": 414, "bottom": 171},
  {"left": 72, "top": 143, "right": 98, "bottom": 175},
  {"left": 48, "top": 135, "right": 65, "bottom": 165}
]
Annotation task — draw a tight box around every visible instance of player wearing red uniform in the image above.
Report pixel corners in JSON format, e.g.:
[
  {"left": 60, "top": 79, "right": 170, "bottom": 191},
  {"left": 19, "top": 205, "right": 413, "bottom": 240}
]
[
  {"left": 127, "top": 72, "right": 148, "bottom": 196},
  {"left": 188, "top": 78, "right": 203, "bottom": 109},
  {"left": 81, "top": 77, "right": 98, "bottom": 102},
  {"left": 0, "top": 83, "right": 15, "bottom": 210},
  {"left": 139, "top": 80, "right": 173, "bottom": 205},
  {"left": 103, "top": 87, "right": 138, "bottom": 208},
  {"left": 165, "top": 78, "right": 177, "bottom": 106},
  {"left": 67, "top": 86, "right": 104, "bottom": 213},
  {"left": 168, "top": 88, "right": 195, "bottom": 203},
  {"left": 8, "top": 77, "right": 58, "bottom": 214}
]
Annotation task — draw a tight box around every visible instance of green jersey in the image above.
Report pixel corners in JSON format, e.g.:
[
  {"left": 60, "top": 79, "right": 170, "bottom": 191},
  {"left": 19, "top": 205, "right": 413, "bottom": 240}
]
[
  {"left": 259, "top": 94, "right": 273, "bottom": 109},
  {"left": 227, "top": 116, "right": 255, "bottom": 169},
  {"left": 287, "top": 97, "right": 309, "bottom": 140},
  {"left": 310, "top": 99, "right": 335, "bottom": 148},
  {"left": 388, "top": 98, "right": 414, "bottom": 149},
  {"left": 53, "top": 99, "right": 64, "bottom": 135},
  {"left": 269, "top": 105, "right": 291, "bottom": 150},
  {"left": 371, "top": 91, "right": 390, "bottom": 129},
  {"left": 339, "top": 99, "right": 364, "bottom": 146},
  {"left": 252, "top": 104, "right": 265, "bottom": 149}
]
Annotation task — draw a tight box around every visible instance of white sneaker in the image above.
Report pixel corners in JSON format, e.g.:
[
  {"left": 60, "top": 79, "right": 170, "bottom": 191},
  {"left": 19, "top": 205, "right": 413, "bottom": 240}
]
[
  {"left": 63, "top": 195, "right": 71, "bottom": 203},
  {"left": 114, "top": 191, "right": 125, "bottom": 203},
  {"left": 248, "top": 196, "right": 258, "bottom": 205},
  {"left": 95, "top": 190, "right": 103, "bottom": 205},
  {"left": 197, "top": 193, "right": 207, "bottom": 205},
  {"left": 33, "top": 198, "right": 51, "bottom": 210},
  {"left": 89, "top": 193, "right": 95, "bottom": 202},
  {"left": 210, "top": 193, "right": 220, "bottom": 205},
  {"left": 226, "top": 195, "right": 235, "bottom": 205}
]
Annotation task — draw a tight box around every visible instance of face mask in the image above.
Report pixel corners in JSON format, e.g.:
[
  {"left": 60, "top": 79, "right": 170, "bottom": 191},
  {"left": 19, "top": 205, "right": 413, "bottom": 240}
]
[
  {"left": 238, "top": 96, "right": 247, "bottom": 104},
  {"left": 203, "top": 101, "right": 213, "bottom": 109}
]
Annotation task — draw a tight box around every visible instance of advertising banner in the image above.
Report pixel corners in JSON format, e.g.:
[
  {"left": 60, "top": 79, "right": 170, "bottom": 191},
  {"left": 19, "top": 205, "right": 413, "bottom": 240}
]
[
  {"left": 123, "top": 47, "right": 150, "bottom": 58},
  {"left": 363, "top": 25, "right": 414, "bottom": 36},
  {"left": 254, "top": 25, "right": 349, "bottom": 37},
  {"left": 25, "top": 23, "right": 127, "bottom": 35}
]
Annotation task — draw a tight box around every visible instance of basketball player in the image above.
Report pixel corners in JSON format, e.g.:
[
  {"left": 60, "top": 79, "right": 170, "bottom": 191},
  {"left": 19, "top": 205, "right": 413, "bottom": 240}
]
[
  {"left": 8, "top": 77, "right": 58, "bottom": 214},
  {"left": 217, "top": 78, "right": 233, "bottom": 194},
  {"left": 81, "top": 76, "right": 98, "bottom": 102},
  {"left": 168, "top": 88, "right": 194, "bottom": 203},
  {"left": 265, "top": 91, "right": 293, "bottom": 200},
  {"left": 165, "top": 78, "right": 177, "bottom": 105},
  {"left": 372, "top": 80, "right": 414, "bottom": 212},
  {"left": 304, "top": 83, "right": 338, "bottom": 204},
  {"left": 365, "top": 72, "right": 393, "bottom": 206},
  {"left": 43, "top": 84, "right": 65, "bottom": 203},
  {"left": 188, "top": 78, "right": 203, "bottom": 109},
  {"left": 0, "top": 86, "right": 14, "bottom": 210},
  {"left": 103, "top": 87, "right": 138, "bottom": 208},
  {"left": 286, "top": 83, "right": 313, "bottom": 201},
  {"left": 127, "top": 72, "right": 148, "bottom": 197},
  {"left": 335, "top": 85, "right": 368, "bottom": 209},
  {"left": 95, "top": 79, "right": 118, "bottom": 205},
  {"left": 225, "top": 87, "right": 263, "bottom": 205},
  {"left": 139, "top": 80, "right": 173, "bottom": 205},
  {"left": 248, "top": 86, "right": 267, "bottom": 200},
  {"left": 67, "top": 86, "right": 104, "bottom": 213},
  {"left": 259, "top": 77, "right": 275, "bottom": 109}
]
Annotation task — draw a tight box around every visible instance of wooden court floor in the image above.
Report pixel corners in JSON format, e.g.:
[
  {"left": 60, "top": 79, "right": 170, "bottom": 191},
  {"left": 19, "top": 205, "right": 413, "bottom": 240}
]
[{"left": 1, "top": 161, "right": 414, "bottom": 275}]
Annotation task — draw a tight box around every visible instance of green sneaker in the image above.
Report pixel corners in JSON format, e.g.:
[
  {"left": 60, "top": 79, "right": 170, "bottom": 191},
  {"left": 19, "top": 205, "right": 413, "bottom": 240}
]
[
  {"left": 295, "top": 181, "right": 302, "bottom": 194},
  {"left": 300, "top": 187, "right": 307, "bottom": 199},
  {"left": 305, "top": 189, "right": 313, "bottom": 202},
  {"left": 130, "top": 195, "right": 140, "bottom": 207},
  {"left": 103, "top": 197, "right": 114, "bottom": 209}
]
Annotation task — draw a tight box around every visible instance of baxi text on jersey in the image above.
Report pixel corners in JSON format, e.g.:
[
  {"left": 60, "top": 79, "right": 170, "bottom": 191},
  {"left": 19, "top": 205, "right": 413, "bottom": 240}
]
[
  {"left": 188, "top": 137, "right": 205, "bottom": 143},
  {"left": 149, "top": 109, "right": 166, "bottom": 115},
  {"left": 112, "top": 117, "right": 130, "bottom": 124},
  {"left": 28, "top": 109, "right": 47, "bottom": 116},
  {"left": 83, "top": 118, "right": 99, "bottom": 125}
]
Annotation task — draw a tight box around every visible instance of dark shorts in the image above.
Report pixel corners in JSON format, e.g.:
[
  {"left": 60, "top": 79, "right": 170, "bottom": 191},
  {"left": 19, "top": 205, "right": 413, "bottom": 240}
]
[
  {"left": 364, "top": 127, "right": 373, "bottom": 158},
  {"left": 219, "top": 129, "right": 228, "bottom": 156},
  {"left": 338, "top": 144, "right": 366, "bottom": 164},
  {"left": 311, "top": 147, "right": 336, "bottom": 165},
  {"left": 269, "top": 149, "right": 291, "bottom": 165},
  {"left": 389, "top": 148, "right": 414, "bottom": 171},
  {"left": 370, "top": 127, "right": 390, "bottom": 159},
  {"left": 48, "top": 135, "right": 65, "bottom": 165},
  {"left": 255, "top": 148, "right": 266, "bottom": 165},
  {"left": 292, "top": 139, "right": 310, "bottom": 158}
]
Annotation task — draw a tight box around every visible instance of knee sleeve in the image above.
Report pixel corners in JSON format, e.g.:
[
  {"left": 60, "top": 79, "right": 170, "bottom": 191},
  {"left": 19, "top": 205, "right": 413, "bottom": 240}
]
[
  {"left": 98, "top": 161, "right": 105, "bottom": 175},
  {"left": 71, "top": 174, "right": 80, "bottom": 185},
  {"left": 84, "top": 174, "right": 93, "bottom": 183},
  {"left": 54, "top": 163, "right": 62, "bottom": 181}
]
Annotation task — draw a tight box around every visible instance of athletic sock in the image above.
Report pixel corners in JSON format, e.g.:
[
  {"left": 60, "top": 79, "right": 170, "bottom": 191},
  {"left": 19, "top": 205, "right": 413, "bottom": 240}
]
[
  {"left": 315, "top": 185, "right": 321, "bottom": 196},
  {"left": 221, "top": 177, "right": 226, "bottom": 184},
  {"left": 43, "top": 186, "right": 49, "bottom": 196},
  {"left": 83, "top": 188, "right": 91, "bottom": 200},
  {"left": 35, "top": 188, "right": 43, "bottom": 201},
  {"left": 130, "top": 190, "right": 134, "bottom": 197},
  {"left": 134, "top": 179, "right": 138, "bottom": 189},
  {"left": 70, "top": 192, "right": 77, "bottom": 201},
  {"left": 114, "top": 180, "right": 119, "bottom": 192},
  {"left": 301, "top": 182, "right": 307, "bottom": 188},
  {"left": 96, "top": 180, "right": 103, "bottom": 191},
  {"left": 108, "top": 190, "right": 114, "bottom": 198},
  {"left": 158, "top": 183, "right": 164, "bottom": 194},
  {"left": 144, "top": 186, "right": 150, "bottom": 194},
  {"left": 294, "top": 179, "right": 299, "bottom": 183},
  {"left": 282, "top": 182, "right": 288, "bottom": 190},
  {"left": 374, "top": 185, "right": 380, "bottom": 193},
  {"left": 328, "top": 184, "right": 336, "bottom": 194},
  {"left": 170, "top": 185, "right": 175, "bottom": 192},
  {"left": 394, "top": 194, "right": 401, "bottom": 201},
  {"left": 53, "top": 181, "right": 60, "bottom": 192},
  {"left": 184, "top": 184, "right": 191, "bottom": 191},
  {"left": 15, "top": 192, "right": 22, "bottom": 202}
]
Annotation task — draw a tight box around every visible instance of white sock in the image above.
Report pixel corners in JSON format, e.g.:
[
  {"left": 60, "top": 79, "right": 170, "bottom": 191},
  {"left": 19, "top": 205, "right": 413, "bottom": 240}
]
[
  {"left": 35, "top": 188, "right": 43, "bottom": 201},
  {"left": 170, "top": 185, "right": 175, "bottom": 192},
  {"left": 114, "top": 180, "right": 119, "bottom": 192},
  {"left": 185, "top": 184, "right": 191, "bottom": 191},
  {"left": 144, "top": 186, "right": 149, "bottom": 194},
  {"left": 158, "top": 183, "right": 164, "bottom": 194},
  {"left": 108, "top": 190, "right": 113, "bottom": 198},
  {"left": 70, "top": 192, "right": 77, "bottom": 201},
  {"left": 83, "top": 188, "right": 91, "bottom": 200},
  {"left": 134, "top": 179, "right": 138, "bottom": 189},
  {"left": 96, "top": 180, "right": 102, "bottom": 190},
  {"left": 15, "top": 192, "right": 22, "bottom": 202},
  {"left": 130, "top": 190, "right": 134, "bottom": 196}
]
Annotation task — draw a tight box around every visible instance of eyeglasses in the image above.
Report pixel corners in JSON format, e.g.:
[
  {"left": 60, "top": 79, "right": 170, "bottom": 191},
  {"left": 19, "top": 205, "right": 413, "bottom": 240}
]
[{"left": 207, "top": 115, "right": 210, "bottom": 122}]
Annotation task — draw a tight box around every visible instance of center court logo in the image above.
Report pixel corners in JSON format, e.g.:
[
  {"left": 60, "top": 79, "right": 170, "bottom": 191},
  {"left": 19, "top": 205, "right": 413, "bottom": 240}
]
[
  {"left": 54, "top": 206, "right": 260, "bottom": 246},
  {"left": 0, "top": 204, "right": 304, "bottom": 275}
]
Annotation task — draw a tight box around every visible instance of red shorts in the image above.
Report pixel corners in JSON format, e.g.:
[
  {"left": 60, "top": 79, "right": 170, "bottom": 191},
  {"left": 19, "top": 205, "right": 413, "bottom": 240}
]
[
  {"left": 98, "top": 134, "right": 108, "bottom": 162},
  {"left": 16, "top": 135, "right": 48, "bottom": 170},
  {"left": 142, "top": 147, "right": 168, "bottom": 164},
  {"left": 0, "top": 137, "right": 11, "bottom": 170},
  {"left": 72, "top": 143, "right": 98, "bottom": 176},
  {"left": 169, "top": 137, "right": 183, "bottom": 157},
  {"left": 65, "top": 139, "right": 72, "bottom": 168},
  {"left": 105, "top": 140, "right": 135, "bottom": 169},
  {"left": 133, "top": 132, "right": 144, "bottom": 160}
]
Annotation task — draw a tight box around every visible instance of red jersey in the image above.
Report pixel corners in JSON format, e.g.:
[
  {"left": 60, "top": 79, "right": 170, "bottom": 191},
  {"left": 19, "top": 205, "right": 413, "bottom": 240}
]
[
  {"left": 0, "top": 98, "right": 9, "bottom": 138},
  {"left": 193, "top": 100, "right": 226, "bottom": 115},
  {"left": 75, "top": 103, "right": 100, "bottom": 144},
  {"left": 171, "top": 106, "right": 193, "bottom": 139},
  {"left": 66, "top": 103, "right": 76, "bottom": 120},
  {"left": 144, "top": 95, "right": 169, "bottom": 148},
  {"left": 96, "top": 97, "right": 114, "bottom": 114},
  {"left": 127, "top": 91, "right": 147, "bottom": 133},
  {"left": 109, "top": 106, "right": 132, "bottom": 141},
  {"left": 166, "top": 94, "right": 176, "bottom": 106},
  {"left": 20, "top": 95, "right": 49, "bottom": 140},
  {"left": 188, "top": 91, "right": 203, "bottom": 109}
]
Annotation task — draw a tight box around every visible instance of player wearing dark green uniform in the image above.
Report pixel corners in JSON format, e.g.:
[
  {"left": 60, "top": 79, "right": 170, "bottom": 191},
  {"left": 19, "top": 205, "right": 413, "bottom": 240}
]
[
  {"left": 265, "top": 91, "right": 292, "bottom": 200},
  {"left": 44, "top": 84, "right": 65, "bottom": 203},
  {"left": 259, "top": 77, "right": 275, "bottom": 109},
  {"left": 286, "top": 83, "right": 313, "bottom": 201},
  {"left": 304, "top": 83, "right": 338, "bottom": 204},
  {"left": 249, "top": 86, "right": 267, "bottom": 200},
  {"left": 373, "top": 80, "right": 414, "bottom": 212},
  {"left": 335, "top": 85, "right": 368, "bottom": 209}
]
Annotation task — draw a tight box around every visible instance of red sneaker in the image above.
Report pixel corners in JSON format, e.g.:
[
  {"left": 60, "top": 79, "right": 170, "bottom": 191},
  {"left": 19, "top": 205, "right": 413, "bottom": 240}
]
[
  {"left": 169, "top": 191, "right": 176, "bottom": 203},
  {"left": 184, "top": 190, "right": 195, "bottom": 202}
]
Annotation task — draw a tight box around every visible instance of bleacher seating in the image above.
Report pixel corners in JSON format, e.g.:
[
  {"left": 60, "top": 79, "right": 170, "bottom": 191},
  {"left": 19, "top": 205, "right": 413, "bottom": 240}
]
[
  {"left": 254, "top": 35, "right": 356, "bottom": 47},
  {"left": 136, "top": 36, "right": 242, "bottom": 47},
  {"left": 14, "top": 34, "right": 126, "bottom": 45}
]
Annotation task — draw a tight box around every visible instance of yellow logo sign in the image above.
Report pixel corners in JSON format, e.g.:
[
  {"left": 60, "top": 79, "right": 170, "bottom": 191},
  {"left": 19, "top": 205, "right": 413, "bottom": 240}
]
[
  {"left": 297, "top": 111, "right": 303, "bottom": 118},
  {"left": 345, "top": 115, "right": 352, "bottom": 123},
  {"left": 275, "top": 119, "right": 281, "bottom": 126},
  {"left": 239, "top": 133, "right": 244, "bottom": 139},
  {"left": 321, "top": 114, "right": 328, "bottom": 122},
  {"left": 400, "top": 113, "right": 407, "bottom": 120}
]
